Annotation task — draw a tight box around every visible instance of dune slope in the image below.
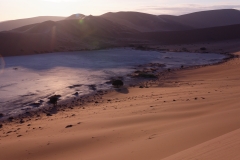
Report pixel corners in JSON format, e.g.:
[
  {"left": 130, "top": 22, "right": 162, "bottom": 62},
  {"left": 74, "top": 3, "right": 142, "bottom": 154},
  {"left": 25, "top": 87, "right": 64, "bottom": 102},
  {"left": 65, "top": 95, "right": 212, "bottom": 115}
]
[
  {"left": 0, "top": 16, "right": 65, "bottom": 32},
  {"left": 0, "top": 52, "right": 240, "bottom": 160},
  {"left": 101, "top": 11, "right": 193, "bottom": 32},
  {"left": 159, "top": 9, "right": 240, "bottom": 28}
]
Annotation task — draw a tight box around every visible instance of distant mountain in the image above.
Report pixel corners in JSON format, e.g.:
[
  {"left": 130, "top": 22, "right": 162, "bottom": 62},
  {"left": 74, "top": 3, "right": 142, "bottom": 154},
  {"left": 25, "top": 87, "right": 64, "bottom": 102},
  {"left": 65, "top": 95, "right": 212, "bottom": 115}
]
[
  {"left": 66, "top": 14, "right": 86, "bottom": 20},
  {"left": 138, "top": 24, "right": 240, "bottom": 44},
  {"left": 0, "top": 16, "right": 138, "bottom": 56},
  {"left": 159, "top": 9, "right": 240, "bottom": 28},
  {"left": 101, "top": 11, "right": 193, "bottom": 32},
  {"left": 0, "top": 16, "right": 65, "bottom": 32},
  {"left": 1, "top": 9, "right": 240, "bottom": 56}
]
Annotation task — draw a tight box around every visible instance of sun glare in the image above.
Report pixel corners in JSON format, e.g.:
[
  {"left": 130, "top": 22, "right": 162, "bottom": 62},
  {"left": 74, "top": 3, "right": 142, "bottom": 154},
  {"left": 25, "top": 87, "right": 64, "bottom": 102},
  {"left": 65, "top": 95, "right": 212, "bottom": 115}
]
[{"left": 0, "top": 55, "right": 5, "bottom": 75}]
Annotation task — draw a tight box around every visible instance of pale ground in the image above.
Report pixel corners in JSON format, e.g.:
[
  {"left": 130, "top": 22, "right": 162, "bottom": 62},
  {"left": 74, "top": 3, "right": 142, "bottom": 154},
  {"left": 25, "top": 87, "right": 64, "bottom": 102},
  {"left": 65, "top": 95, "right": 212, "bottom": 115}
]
[{"left": 0, "top": 51, "right": 240, "bottom": 160}]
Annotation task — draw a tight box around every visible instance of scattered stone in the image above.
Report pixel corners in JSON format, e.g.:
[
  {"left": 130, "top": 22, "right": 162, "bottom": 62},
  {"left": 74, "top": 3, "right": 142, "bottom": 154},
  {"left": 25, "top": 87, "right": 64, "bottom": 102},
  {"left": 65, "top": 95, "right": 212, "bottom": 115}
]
[
  {"left": 95, "top": 101, "right": 99, "bottom": 104},
  {"left": 8, "top": 117, "right": 14, "bottom": 121},
  {"left": 0, "top": 113, "right": 4, "bottom": 118},
  {"left": 65, "top": 125, "right": 73, "bottom": 128},
  {"left": 195, "top": 97, "right": 198, "bottom": 100},
  {"left": 48, "top": 95, "right": 61, "bottom": 106},
  {"left": 112, "top": 80, "right": 124, "bottom": 88},
  {"left": 17, "top": 135, "right": 22, "bottom": 137},
  {"left": 46, "top": 113, "right": 52, "bottom": 117},
  {"left": 20, "top": 119, "right": 25, "bottom": 124},
  {"left": 73, "top": 92, "right": 79, "bottom": 96},
  {"left": 0, "top": 124, "right": 2, "bottom": 128},
  {"left": 139, "top": 86, "right": 144, "bottom": 88}
]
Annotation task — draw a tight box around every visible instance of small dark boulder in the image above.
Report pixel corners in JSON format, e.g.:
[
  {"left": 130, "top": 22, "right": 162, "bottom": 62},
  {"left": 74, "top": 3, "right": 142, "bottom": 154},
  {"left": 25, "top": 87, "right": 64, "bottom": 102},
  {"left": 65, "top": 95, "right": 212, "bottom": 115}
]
[
  {"left": 48, "top": 95, "right": 61, "bottom": 106},
  {"left": 0, "top": 124, "right": 2, "bottom": 128},
  {"left": 0, "top": 113, "right": 4, "bottom": 118},
  {"left": 138, "top": 73, "right": 157, "bottom": 78},
  {"left": 8, "top": 117, "right": 14, "bottom": 121},
  {"left": 73, "top": 92, "right": 79, "bottom": 96},
  {"left": 20, "top": 119, "right": 25, "bottom": 124},
  {"left": 46, "top": 113, "right": 52, "bottom": 116},
  {"left": 65, "top": 125, "right": 73, "bottom": 128},
  {"left": 112, "top": 80, "right": 124, "bottom": 88}
]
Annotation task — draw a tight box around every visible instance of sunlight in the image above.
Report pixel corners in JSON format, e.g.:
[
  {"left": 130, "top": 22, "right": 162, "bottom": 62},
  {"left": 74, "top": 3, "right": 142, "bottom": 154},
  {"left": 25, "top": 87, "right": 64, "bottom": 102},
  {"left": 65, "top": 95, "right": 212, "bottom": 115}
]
[
  {"left": 0, "top": 54, "right": 5, "bottom": 75},
  {"left": 50, "top": 26, "right": 56, "bottom": 50}
]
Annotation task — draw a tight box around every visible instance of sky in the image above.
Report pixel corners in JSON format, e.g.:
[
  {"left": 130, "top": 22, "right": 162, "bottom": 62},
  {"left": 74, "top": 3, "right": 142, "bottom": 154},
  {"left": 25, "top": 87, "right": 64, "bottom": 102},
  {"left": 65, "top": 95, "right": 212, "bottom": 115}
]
[{"left": 0, "top": 0, "right": 240, "bottom": 21}]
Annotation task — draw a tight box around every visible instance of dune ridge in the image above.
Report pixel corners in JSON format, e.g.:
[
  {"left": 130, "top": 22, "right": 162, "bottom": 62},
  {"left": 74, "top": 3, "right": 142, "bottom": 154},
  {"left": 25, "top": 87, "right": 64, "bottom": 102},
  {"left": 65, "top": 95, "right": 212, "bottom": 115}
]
[{"left": 1, "top": 9, "right": 240, "bottom": 57}]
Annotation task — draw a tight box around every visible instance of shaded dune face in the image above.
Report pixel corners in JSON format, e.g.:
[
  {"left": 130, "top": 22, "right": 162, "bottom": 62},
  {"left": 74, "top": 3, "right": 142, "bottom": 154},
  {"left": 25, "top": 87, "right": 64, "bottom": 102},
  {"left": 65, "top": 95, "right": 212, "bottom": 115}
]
[
  {"left": 139, "top": 24, "right": 240, "bottom": 44},
  {"left": 159, "top": 9, "right": 240, "bottom": 28},
  {"left": 0, "top": 9, "right": 240, "bottom": 57},
  {"left": 101, "top": 11, "right": 193, "bottom": 32},
  {"left": 0, "top": 16, "right": 137, "bottom": 56},
  {"left": 0, "top": 16, "right": 65, "bottom": 32}
]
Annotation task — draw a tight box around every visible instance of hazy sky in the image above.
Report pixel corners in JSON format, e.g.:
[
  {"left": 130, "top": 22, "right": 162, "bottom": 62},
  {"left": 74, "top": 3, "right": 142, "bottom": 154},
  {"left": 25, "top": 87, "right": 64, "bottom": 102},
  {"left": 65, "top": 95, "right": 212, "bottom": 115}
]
[{"left": 0, "top": 0, "right": 240, "bottom": 21}]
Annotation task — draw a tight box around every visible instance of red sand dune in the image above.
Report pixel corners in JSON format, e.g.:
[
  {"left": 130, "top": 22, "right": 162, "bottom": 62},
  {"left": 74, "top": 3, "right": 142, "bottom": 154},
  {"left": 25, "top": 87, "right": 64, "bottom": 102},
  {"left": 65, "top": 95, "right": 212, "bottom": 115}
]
[
  {"left": 101, "top": 11, "right": 193, "bottom": 32},
  {"left": 0, "top": 9, "right": 240, "bottom": 56},
  {"left": 0, "top": 16, "right": 65, "bottom": 32},
  {"left": 159, "top": 9, "right": 240, "bottom": 28},
  {"left": 139, "top": 24, "right": 240, "bottom": 44}
]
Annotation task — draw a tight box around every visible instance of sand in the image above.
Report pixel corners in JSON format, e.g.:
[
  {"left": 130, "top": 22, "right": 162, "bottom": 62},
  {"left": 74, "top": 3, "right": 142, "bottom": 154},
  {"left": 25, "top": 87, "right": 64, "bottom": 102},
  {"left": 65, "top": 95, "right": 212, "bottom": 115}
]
[{"left": 0, "top": 50, "right": 240, "bottom": 160}]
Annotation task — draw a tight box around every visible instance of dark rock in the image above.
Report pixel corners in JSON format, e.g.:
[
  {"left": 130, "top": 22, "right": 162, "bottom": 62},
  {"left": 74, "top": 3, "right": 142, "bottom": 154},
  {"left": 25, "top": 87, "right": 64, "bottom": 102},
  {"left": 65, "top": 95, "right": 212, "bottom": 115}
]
[
  {"left": 0, "top": 113, "right": 4, "bottom": 117},
  {"left": 0, "top": 124, "right": 2, "bottom": 128},
  {"left": 46, "top": 113, "right": 52, "bottom": 116},
  {"left": 88, "top": 85, "right": 97, "bottom": 91},
  {"left": 112, "top": 80, "right": 124, "bottom": 88},
  {"left": 48, "top": 95, "right": 61, "bottom": 106},
  {"left": 137, "top": 73, "right": 157, "bottom": 78},
  {"left": 20, "top": 119, "right": 25, "bottom": 124},
  {"left": 8, "top": 117, "right": 14, "bottom": 121},
  {"left": 73, "top": 92, "right": 79, "bottom": 96},
  {"left": 65, "top": 125, "right": 73, "bottom": 128}
]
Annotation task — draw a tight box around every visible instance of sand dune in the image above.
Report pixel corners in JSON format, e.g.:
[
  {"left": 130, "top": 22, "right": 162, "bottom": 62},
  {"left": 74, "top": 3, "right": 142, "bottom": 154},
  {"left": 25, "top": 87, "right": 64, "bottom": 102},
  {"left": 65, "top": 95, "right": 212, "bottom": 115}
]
[
  {"left": 159, "top": 9, "right": 240, "bottom": 29},
  {"left": 1, "top": 20, "right": 240, "bottom": 56},
  {"left": 0, "top": 16, "right": 65, "bottom": 32},
  {"left": 0, "top": 50, "right": 240, "bottom": 160},
  {"left": 101, "top": 11, "right": 193, "bottom": 32},
  {"left": 0, "top": 9, "right": 240, "bottom": 56},
  {"left": 0, "top": 16, "right": 137, "bottom": 56},
  {"left": 140, "top": 24, "right": 240, "bottom": 44}
]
